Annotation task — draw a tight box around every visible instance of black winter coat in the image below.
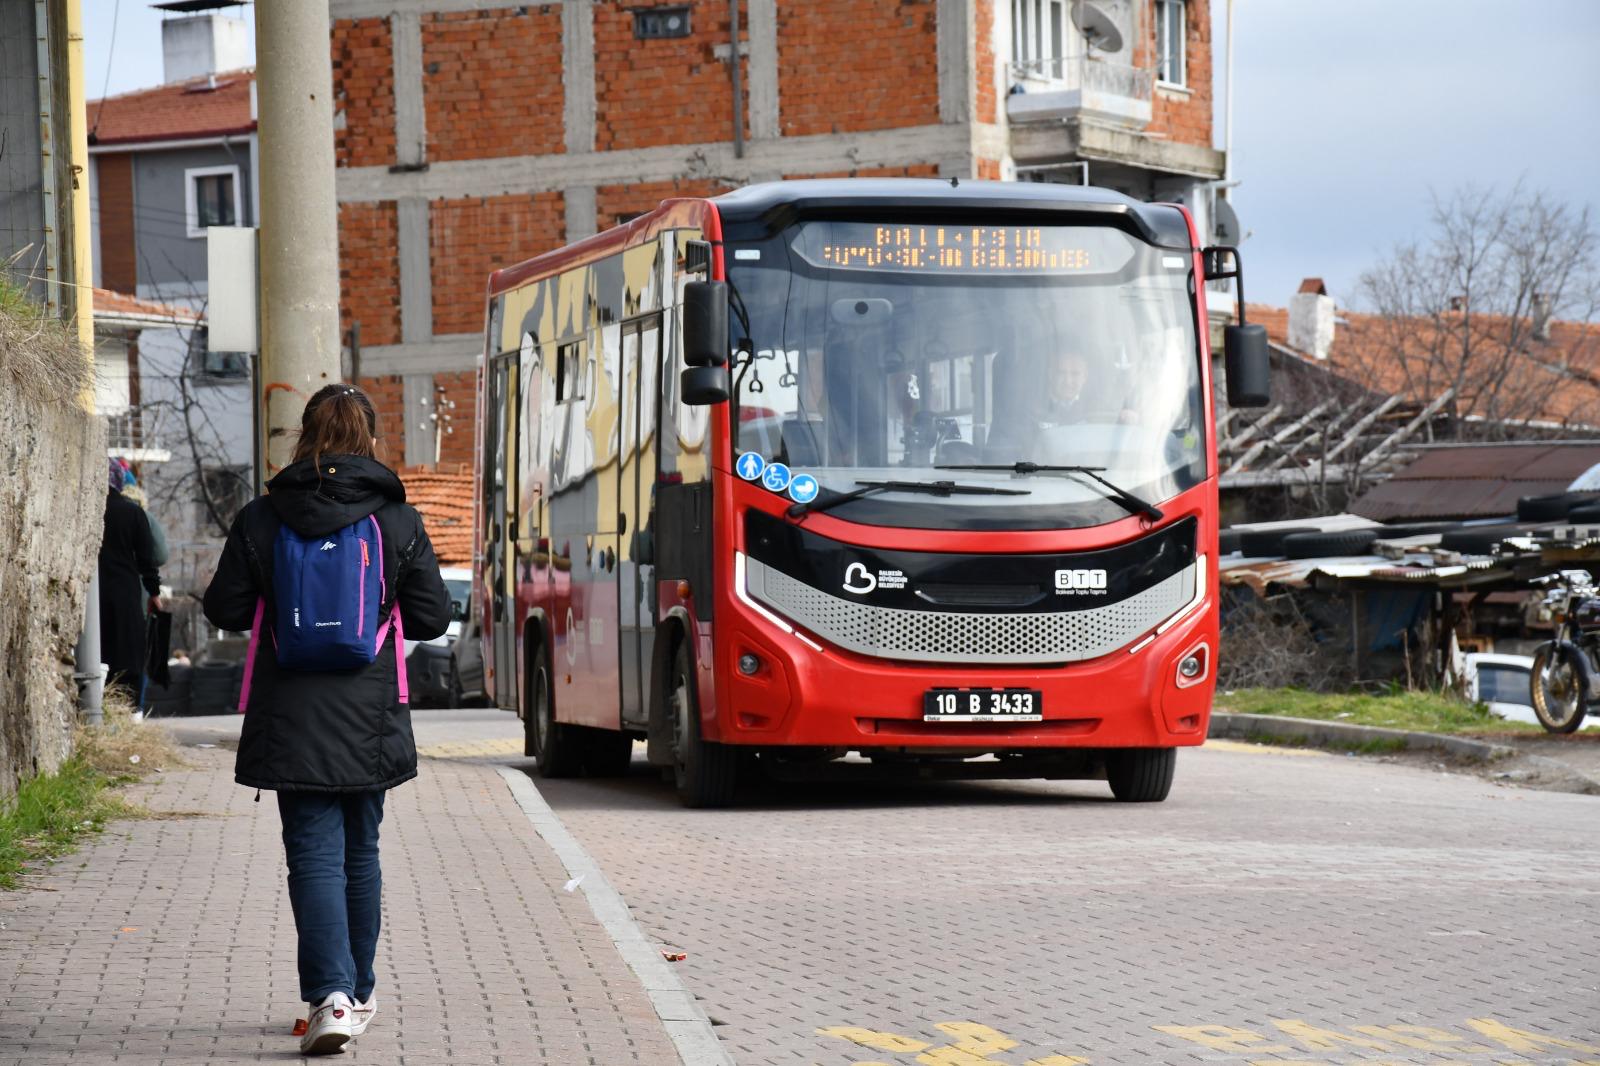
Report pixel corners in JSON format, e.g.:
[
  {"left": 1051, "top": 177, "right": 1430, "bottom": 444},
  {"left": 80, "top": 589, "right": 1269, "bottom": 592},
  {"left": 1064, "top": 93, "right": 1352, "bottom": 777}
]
[
  {"left": 99, "top": 491, "right": 161, "bottom": 680},
  {"left": 202, "top": 456, "right": 451, "bottom": 792}
]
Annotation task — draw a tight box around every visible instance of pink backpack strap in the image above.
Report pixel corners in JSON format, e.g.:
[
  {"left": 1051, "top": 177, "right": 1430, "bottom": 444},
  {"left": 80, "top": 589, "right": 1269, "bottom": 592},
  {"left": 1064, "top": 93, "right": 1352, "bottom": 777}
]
[
  {"left": 237, "top": 597, "right": 266, "bottom": 714},
  {"left": 374, "top": 604, "right": 409, "bottom": 705}
]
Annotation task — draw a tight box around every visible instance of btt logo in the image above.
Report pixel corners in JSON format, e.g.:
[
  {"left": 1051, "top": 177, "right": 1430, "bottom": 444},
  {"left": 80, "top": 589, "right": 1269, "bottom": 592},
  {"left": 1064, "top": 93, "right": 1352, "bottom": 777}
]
[{"left": 1054, "top": 568, "right": 1108, "bottom": 594}]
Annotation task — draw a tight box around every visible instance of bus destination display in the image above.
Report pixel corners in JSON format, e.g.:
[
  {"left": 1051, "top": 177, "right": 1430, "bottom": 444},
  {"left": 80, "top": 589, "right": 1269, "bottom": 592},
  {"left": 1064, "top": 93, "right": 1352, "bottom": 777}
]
[{"left": 796, "top": 222, "right": 1135, "bottom": 275}]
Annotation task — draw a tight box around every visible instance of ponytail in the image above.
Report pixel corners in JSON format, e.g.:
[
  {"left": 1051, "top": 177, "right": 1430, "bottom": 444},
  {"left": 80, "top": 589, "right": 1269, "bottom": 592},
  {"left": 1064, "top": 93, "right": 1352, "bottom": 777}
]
[{"left": 292, "top": 384, "right": 379, "bottom": 468}]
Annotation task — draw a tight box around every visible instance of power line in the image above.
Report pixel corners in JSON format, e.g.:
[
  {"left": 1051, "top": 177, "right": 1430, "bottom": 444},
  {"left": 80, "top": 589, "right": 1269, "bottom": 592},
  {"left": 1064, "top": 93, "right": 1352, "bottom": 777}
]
[{"left": 91, "top": 0, "right": 124, "bottom": 139}]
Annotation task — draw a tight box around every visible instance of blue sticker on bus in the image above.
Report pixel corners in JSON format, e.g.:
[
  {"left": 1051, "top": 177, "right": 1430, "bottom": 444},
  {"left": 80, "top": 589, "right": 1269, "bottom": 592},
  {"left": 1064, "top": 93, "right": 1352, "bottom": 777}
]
[
  {"left": 736, "top": 452, "right": 766, "bottom": 481},
  {"left": 761, "top": 463, "right": 792, "bottom": 492},
  {"left": 787, "top": 474, "right": 819, "bottom": 504}
]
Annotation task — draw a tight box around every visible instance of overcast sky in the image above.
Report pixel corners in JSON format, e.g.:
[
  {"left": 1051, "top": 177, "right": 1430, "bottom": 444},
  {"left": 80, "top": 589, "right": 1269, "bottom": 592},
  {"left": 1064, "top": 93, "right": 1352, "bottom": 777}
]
[{"left": 83, "top": 0, "right": 1600, "bottom": 311}]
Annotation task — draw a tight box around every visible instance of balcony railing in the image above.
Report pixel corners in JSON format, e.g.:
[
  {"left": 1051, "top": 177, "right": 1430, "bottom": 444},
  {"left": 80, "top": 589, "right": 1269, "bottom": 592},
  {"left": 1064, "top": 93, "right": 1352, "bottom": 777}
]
[
  {"left": 1007, "top": 55, "right": 1154, "bottom": 128},
  {"left": 104, "top": 411, "right": 171, "bottom": 461}
]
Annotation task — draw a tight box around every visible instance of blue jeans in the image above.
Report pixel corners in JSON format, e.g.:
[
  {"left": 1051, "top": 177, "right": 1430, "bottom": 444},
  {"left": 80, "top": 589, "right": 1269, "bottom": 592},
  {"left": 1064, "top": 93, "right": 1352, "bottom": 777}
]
[{"left": 277, "top": 790, "right": 386, "bottom": 1004}]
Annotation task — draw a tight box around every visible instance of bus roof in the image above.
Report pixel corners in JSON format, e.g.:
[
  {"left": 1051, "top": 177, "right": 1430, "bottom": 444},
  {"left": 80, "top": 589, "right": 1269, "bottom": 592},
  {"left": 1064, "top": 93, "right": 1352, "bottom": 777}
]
[
  {"left": 489, "top": 178, "right": 1194, "bottom": 296},
  {"left": 712, "top": 178, "right": 1193, "bottom": 248}
]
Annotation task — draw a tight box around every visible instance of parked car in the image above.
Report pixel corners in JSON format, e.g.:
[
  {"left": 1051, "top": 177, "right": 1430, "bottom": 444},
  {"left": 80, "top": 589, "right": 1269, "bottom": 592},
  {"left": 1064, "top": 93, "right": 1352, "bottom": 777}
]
[
  {"left": 1463, "top": 652, "right": 1539, "bottom": 726},
  {"left": 405, "top": 567, "right": 471, "bottom": 707}
]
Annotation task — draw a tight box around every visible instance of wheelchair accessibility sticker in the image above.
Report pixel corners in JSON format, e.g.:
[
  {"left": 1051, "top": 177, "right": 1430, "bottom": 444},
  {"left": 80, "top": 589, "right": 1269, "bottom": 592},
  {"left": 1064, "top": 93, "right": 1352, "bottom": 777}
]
[
  {"left": 736, "top": 452, "right": 766, "bottom": 481},
  {"left": 762, "top": 462, "right": 792, "bottom": 492}
]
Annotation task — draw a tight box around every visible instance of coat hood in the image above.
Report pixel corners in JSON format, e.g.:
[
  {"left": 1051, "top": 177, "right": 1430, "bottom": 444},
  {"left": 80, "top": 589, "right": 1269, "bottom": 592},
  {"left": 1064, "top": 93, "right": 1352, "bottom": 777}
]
[{"left": 266, "top": 455, "right": 406, "bottom": 537}]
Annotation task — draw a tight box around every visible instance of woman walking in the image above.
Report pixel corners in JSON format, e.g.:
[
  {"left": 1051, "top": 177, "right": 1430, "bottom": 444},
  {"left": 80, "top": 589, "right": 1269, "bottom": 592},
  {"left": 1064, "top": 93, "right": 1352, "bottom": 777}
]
[{"left": 203, "top": 385, "right": 450, "bottom": 1054}]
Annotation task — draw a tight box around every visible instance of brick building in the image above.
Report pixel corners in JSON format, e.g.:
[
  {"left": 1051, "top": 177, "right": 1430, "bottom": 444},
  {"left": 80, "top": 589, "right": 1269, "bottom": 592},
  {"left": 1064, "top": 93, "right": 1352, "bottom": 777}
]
[{"left": 332, "top": 0, "right": 1224, "bottom": 466}]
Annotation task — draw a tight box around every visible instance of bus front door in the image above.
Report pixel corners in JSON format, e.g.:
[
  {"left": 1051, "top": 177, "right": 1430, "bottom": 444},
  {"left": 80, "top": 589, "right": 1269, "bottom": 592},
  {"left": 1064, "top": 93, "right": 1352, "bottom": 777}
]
[{"left": 618, "top": 317, "right": 661, "bottom": 728}]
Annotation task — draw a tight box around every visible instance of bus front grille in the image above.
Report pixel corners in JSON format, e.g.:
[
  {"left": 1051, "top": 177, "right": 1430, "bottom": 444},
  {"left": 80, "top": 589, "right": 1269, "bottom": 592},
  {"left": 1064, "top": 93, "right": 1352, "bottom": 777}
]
[{"left": 745, "top": 558, "right": 1197, "bottom": 665}]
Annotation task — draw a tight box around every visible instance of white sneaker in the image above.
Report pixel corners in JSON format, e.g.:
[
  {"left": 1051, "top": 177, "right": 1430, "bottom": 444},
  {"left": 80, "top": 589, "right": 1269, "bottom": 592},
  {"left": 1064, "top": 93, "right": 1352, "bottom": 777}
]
[
  {"left": 300, "top": 992, "right": 354, "bottom": 1055},
  {"left": 350, "top": 993, "right": 376, "bottom": 1037}
]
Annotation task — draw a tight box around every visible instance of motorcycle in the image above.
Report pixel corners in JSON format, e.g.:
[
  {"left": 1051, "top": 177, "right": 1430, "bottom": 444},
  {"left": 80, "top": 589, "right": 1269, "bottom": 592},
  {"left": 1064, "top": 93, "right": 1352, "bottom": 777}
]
[{"left": 1530, "top": 570, "right": 1600, "bottom": 733}]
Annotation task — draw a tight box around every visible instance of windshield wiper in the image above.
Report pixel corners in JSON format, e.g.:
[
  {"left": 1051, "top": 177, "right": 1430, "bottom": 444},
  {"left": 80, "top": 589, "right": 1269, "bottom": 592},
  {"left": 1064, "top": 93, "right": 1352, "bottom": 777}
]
[
  {"left": 936, "top": 463, "right": 1165, "bottom": 522},
  {"left": 788, "top": 478, "right": 1030, "bottom": 519}
]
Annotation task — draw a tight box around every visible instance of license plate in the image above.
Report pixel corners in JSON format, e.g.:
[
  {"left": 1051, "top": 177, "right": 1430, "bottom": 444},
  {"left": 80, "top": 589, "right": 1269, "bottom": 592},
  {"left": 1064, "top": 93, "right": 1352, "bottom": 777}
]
[{"left": 923, "top": 688, "right": 1043, "bottom": 722}]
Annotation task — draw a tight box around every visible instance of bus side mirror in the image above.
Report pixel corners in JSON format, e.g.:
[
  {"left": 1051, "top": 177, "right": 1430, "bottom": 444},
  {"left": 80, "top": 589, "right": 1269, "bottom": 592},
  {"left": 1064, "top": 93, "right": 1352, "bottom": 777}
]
[
  {"left": 682, "top": 281, "right": 729, "bottom": 367},
  {"left": 681, "top": 365, "right": 729, "bottom": 405},
  {"left": 1224, "top": 324, "right": 1271, "bottom": 408}
]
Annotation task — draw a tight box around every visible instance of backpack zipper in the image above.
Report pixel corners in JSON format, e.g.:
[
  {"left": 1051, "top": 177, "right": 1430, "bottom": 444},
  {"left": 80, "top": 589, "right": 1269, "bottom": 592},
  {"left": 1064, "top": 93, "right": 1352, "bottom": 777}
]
[{"left": 358, "top": 539, "right": 369, "bottom": 637}]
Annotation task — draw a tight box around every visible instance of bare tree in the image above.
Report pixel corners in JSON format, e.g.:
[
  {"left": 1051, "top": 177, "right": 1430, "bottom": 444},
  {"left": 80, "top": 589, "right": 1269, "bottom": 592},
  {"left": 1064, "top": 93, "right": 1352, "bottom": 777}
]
[{"left": 1353, "top": 184, "right": 1600, "bottom": 436}]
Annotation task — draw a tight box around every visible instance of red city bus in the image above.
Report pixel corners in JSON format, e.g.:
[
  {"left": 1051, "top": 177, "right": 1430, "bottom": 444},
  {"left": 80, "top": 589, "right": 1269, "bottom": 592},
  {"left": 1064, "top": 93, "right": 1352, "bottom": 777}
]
[{"left": 473, "top": 179, "right": 1269, "bottom": 807}]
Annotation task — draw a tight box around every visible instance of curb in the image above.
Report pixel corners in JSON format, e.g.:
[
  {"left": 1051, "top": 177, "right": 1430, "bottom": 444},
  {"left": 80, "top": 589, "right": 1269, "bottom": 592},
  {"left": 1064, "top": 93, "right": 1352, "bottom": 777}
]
[
  {"left": 1210, "top": 712, "right": 1600, "bottom": 795},
  {"left": 1209, "top": 712, "right": 1516, "bottom": 760},
  {"left": 495, "top": 767, "right": 734, "bottom": 1066}
]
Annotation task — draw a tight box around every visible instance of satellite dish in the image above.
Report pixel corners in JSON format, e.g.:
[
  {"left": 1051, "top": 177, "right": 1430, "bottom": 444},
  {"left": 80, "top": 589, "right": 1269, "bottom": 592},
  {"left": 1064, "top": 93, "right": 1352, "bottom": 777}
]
[
  {"left": 1214, "top": 197, "right": 1242, "bottom": 245},
  {"left": 1072, "top": 1, "right": 1124, "bottom": 54}
]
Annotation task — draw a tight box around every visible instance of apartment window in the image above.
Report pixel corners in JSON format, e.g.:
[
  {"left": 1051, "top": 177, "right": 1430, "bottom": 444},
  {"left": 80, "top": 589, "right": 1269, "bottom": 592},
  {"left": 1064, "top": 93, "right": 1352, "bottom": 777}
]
[
  {"left": 1012, "top": 0, "right": 1068, "bottom": 77},
  {"left": 200, "top": 464, "right": 253, "bottom": 518},
  {"left": 189, "top": 326, "right": 249, "bottom": 380},
  {"left": 185, "top": 164, "right": 241, "bottom": 238},
  {"left": 1156, "top": 0, "right": 1187, "bottom": 87}
]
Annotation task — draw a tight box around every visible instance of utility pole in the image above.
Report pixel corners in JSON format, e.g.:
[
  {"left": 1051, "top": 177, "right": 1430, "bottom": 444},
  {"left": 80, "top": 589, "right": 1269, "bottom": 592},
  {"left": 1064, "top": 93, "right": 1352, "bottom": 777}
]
[{"left": 254, "top": 0, "right": 342, "bottom": 477}]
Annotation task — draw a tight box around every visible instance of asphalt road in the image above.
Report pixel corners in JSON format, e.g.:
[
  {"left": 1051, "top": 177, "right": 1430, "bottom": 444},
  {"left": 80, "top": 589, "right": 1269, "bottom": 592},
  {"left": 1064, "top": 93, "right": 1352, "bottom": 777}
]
[
  {"left": 168, "top": 710, "right": 1600, "bottom": 1064},
  {"left": 534, "top": 739, "right": 1600, "bottom": 1065}
]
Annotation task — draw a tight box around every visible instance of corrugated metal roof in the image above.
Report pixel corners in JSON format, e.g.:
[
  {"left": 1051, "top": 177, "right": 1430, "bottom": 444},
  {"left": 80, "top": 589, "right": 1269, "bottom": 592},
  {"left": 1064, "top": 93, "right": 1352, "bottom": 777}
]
[{"left": 1349, "top": 443, "right": 1600, "bottom": 521}]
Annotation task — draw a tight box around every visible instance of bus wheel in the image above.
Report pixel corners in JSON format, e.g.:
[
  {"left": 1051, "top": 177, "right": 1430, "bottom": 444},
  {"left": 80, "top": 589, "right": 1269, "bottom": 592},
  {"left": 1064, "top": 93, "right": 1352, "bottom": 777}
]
[
  {"left": 528, "top": 645, "right": 583, "bottom": 777},
  {"left": 1105, "top": 748, "right": 1176, "bottom": 803},
  {"left": 669, "top": 640, "right": 738, "bottom": 808}
]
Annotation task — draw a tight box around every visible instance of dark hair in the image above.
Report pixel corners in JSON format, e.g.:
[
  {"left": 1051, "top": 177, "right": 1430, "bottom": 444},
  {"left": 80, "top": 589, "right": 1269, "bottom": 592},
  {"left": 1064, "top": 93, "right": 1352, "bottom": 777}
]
[{"left": 292, "top": 384, "right": 378, "bottom": 467}]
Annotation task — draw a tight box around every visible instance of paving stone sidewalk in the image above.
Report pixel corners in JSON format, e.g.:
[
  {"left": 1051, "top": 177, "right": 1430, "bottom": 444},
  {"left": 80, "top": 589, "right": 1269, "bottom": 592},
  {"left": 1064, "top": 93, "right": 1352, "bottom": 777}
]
[{"left": 0, "top": 744, "right": 680, "bottom": 1065}]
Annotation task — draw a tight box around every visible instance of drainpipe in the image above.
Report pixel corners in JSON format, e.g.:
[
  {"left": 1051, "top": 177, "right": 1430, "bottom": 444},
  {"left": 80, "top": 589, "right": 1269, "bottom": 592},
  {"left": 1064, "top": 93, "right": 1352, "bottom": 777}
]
[
  {"left": 1221, "top": 0, "right": 1234, "bottom": 200},
  {"left": 729, "top": 0, "right": 744, "bottom": 158}
]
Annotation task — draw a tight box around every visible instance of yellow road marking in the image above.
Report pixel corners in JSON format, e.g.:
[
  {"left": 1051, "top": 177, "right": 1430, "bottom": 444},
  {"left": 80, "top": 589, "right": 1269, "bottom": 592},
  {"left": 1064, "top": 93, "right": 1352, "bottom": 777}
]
[{"left": 416, "top": 737, "right": 525, "bottom": 760}]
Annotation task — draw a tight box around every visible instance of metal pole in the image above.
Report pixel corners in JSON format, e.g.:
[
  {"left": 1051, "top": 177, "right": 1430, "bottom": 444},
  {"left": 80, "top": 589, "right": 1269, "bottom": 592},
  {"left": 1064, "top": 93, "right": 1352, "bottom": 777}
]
[
  {"left": 1222, "top": 0, "right": 1234, "bottom": 199},
  {"left": 75, "top": 570, "right": 104, "bottom": 725},
  {"left": 254, "top": 0, "right": 343, "bottom": 476},
  {"left": 729, "top": 0, "right": 744, "bottom": 158}
]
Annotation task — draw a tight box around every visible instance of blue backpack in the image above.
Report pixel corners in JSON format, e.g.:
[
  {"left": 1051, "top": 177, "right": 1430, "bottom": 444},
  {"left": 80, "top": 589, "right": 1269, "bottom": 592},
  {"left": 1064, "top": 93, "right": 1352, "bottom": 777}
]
[{"left": 237, "top": 514, "right": 408, "bottom": 711}]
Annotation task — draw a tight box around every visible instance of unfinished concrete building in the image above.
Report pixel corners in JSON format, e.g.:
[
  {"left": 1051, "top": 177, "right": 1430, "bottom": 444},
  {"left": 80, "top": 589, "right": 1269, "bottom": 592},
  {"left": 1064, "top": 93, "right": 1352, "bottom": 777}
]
[{"left": 331, "top": 0, "right": 1226, "bottom": 466}]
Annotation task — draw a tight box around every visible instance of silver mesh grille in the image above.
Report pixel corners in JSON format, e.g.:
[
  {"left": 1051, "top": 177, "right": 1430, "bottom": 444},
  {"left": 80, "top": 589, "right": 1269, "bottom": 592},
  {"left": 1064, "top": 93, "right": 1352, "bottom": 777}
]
[{"left": 746, "top": 559, "right": 1197, "bottom": 664}]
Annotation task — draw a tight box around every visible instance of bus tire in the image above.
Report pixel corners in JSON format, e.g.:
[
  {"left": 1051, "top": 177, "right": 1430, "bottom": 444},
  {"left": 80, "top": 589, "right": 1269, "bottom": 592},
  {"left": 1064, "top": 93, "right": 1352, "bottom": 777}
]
[
  {"left": 527, "top": 644, "right": 584, "bottom": 777},
  {"left": 1105, "top": 747, "right": 1176, "bottom": 802},
  {"left": 669, "top": 640, "right": 738, "bottom": 808}
]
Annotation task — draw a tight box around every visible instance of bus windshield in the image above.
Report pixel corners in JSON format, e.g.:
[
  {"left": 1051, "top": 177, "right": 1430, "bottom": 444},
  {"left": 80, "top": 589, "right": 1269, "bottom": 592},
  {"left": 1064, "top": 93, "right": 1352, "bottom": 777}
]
[{"left": 726, "top": 220, "right": 1206, "bottom": 529}]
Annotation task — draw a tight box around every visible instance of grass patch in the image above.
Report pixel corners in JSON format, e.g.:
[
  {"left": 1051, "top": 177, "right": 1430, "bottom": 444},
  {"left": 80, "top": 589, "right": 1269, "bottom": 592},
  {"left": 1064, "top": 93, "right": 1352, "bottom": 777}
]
[
  {"left": 1217, "top": 686, "right": 1543, "bottom": 735},
  {"left": 0, "top": 689, "right": 182, "bottom": 891},
  {"left": 0, "top": 758, "right": 132, "bottom": 890}
]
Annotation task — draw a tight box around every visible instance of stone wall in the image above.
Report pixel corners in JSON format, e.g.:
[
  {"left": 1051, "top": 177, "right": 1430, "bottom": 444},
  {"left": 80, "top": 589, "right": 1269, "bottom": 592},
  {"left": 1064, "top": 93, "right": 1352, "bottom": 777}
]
[{"left": 0, "top": 309, "right": 106, "bottom": 800}]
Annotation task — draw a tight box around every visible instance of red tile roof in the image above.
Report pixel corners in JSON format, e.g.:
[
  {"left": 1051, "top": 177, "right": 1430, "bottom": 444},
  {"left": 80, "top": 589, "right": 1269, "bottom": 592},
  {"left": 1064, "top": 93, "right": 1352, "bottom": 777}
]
[
  {"left": 1246, "top": 302, "right": 1600, "bottom": 430},
  {"left": 92, "top": 287, "right": 202, "bottom": 324},
  {"left": 398, "top": 463, "right": 474, "bottom": 567},
  {"left": 88, "top": 71, "right": 255, "bottom": 147}
]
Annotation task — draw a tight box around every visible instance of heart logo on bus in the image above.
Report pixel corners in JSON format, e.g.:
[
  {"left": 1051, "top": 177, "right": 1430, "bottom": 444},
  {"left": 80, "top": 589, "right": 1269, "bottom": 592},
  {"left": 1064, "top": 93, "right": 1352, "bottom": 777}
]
[{"left": 842, "top": 562, "right": 877, "bottom": 595}]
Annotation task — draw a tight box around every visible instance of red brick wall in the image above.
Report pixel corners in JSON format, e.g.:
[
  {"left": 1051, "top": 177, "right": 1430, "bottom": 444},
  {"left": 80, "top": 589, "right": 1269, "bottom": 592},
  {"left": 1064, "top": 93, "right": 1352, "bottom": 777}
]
[
  {"left": 96, "top": 153, "right": 136, "bottom": 293},
  {"left": 974, "top": 0, "right": 997, "bottom": 124},
  {"left": 356, "top": 374, "right": 405, "bottom": 466},
  {"left": 429, "top": 193, "right": 565, "bottom": 335},
  {"left": 332, "top": 18, "right": 395, "bottom": 168},
  {"left": 783, "top": 163, "right": 940, "bottom": 180},
  {"left": 976, "top": 158, "right": 1002, "bottom": 181},
  {"left": 422, "top": 7, "right": 565, "bottom": 162},
  {"left": 595, "top": 179, "right": 732, "bottom": 230},
  {"left": 595, "top": 0, "right": 745, "bottom": 150},
  {"left": 778, "top": 0, "right": 939, "bottom": 136},
  {"left": 339, "top": 202, "right": 401, "bottom": 346},
  {"left": 433, "top": 370, "right": 478, "bottom": 466},
  {"left": 1142, "top": 0, "right": 1213, "bottom": 149}
]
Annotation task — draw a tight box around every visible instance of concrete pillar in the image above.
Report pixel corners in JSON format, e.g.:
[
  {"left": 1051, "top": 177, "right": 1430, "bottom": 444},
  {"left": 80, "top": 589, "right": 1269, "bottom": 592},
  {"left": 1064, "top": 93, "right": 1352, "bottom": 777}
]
[{"left": 254, "top": 0, "right": 343, "bottom": 476}]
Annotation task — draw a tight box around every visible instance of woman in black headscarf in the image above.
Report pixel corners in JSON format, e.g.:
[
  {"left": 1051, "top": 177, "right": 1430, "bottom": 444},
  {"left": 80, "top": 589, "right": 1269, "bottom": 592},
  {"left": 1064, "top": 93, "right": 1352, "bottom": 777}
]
[{"left": 99, "top": 458, "right": 162, "bottom": 698}]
